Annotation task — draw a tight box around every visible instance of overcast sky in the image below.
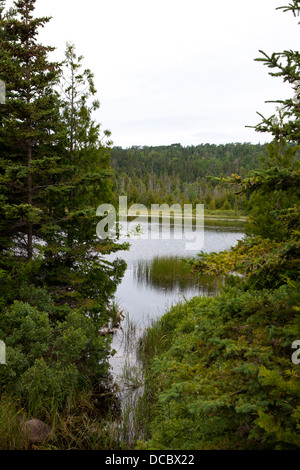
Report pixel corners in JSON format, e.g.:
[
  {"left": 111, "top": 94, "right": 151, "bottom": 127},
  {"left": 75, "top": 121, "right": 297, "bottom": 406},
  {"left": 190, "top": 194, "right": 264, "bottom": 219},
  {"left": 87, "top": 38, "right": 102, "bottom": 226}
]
[{"left": 26, "top": 1, "right": 300, "bottom": 147}]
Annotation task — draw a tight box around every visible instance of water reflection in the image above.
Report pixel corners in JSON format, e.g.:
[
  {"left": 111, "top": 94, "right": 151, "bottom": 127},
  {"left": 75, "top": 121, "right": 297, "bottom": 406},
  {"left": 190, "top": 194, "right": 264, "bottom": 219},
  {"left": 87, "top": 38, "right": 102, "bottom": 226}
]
[
  {"left": 107, "top": 221, "right": 244, "bottom": 381},
  {"left": 106, "top": 221, "right": 244, "bottom": 323}
]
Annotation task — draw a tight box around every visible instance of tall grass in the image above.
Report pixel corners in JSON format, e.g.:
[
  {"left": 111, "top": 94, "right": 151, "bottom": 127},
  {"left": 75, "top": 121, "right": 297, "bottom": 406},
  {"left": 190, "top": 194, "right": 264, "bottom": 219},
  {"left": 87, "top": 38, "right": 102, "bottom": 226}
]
[
  {"left": 0, "top": 397, "right": 27, "bottom": 450},
  {"left": 204, "top": 218, "right": 246, "bottom": 228},
  {"left": 137, "top": 319, "right": 168, "bottom": 366},
  {"left": 135, "top": 255, "right": 223, "bottom": 293}
]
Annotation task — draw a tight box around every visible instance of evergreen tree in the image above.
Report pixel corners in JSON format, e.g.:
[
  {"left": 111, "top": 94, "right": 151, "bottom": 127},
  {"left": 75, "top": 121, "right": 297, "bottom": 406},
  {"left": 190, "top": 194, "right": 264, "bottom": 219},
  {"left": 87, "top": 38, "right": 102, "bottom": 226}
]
[
  {"left": 243, "top": 1, "right": 300, "bottom": 241},
  {"left": 40, "top": 42, "right": 127, "bottom": 320},
  {"left": 0, "top": 1, "right": 126, "bottom": 318},
  {"left": 254, "top": 1, "right": 300, "bottom": 146},
  {"left": 0, "top": 0, "right": 63, "bottom": 262},
  {"left": 0, "top": 0, "right": 127, "bottom": 412}
]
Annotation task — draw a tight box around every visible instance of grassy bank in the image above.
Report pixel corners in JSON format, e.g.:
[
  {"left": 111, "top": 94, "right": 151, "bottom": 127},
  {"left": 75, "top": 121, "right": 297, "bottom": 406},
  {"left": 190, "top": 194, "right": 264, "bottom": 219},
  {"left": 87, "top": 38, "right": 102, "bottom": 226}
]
[
  {"left": 203, "top": 210, "right": 247, "bottom": 229},
  {"left": 124, "top": 208, "right": 247, "bottom": 230},
  {"left": 203, "top": 209, "right": 246, "bottom": 219}
]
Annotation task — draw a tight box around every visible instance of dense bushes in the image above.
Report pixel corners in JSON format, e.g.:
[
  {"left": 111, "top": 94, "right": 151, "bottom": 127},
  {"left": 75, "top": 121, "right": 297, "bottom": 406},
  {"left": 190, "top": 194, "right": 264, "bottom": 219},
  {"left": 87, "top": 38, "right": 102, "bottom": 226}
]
[
  {"left": 138, "top": 281, "right": 300, "bottom": 450},
  {"left": 0, "top": 287, "right": 114, "bottom": 417}
]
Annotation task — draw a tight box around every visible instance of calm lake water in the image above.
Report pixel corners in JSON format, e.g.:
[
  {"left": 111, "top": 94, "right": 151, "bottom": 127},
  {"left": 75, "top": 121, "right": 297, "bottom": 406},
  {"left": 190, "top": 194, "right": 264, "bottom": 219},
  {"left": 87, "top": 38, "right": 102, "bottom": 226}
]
[{"left": 106, "top": 220, "right": 244, "bottom": 380}]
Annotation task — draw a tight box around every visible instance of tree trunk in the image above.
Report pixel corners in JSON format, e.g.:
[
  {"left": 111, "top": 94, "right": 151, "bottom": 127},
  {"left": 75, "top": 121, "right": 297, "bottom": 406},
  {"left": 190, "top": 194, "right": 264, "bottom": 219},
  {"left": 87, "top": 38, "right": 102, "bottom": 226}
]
[{"left": 27, "top": 139, "right": 33, "bottom": 260}]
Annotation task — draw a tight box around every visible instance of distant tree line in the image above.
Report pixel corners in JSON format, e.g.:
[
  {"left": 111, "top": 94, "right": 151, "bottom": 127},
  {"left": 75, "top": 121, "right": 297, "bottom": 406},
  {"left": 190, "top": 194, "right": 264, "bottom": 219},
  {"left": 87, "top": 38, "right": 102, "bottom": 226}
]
[{"left": 111, "top": 143, "right": 270, "bottom": 211}]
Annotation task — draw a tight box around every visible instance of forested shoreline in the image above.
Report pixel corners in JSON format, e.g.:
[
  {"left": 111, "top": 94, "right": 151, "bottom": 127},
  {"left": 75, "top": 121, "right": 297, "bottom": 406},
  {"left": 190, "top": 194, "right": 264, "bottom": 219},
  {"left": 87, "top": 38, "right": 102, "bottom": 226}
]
[
  {"left": 0, "top": 0, "right": 299, "bottom": 452},
  {"left": 111, "top": 143, "right": 268, "bottom": 211}
]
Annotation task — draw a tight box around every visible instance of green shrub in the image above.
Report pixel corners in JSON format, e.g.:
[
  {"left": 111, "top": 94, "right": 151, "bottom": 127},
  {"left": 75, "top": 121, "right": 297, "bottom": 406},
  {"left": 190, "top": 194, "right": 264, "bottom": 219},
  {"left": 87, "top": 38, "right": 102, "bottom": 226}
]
[{"left": 139, "top": 283, "right": 300, "bottom": 450}]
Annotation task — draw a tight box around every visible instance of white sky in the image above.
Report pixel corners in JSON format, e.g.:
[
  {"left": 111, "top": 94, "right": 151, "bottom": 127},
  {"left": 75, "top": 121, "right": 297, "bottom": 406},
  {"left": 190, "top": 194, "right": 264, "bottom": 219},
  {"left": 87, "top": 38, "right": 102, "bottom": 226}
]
[{"left": 11, "top": 0, "right": 300, "bottom": 147}]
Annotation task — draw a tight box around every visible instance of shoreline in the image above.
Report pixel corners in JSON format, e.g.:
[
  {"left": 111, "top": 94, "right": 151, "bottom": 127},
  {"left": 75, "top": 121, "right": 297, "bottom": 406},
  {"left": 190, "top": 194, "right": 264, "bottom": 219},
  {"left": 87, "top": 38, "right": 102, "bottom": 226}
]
[{"left": 120, "top": 209, "right": 247, "bottom": 228}]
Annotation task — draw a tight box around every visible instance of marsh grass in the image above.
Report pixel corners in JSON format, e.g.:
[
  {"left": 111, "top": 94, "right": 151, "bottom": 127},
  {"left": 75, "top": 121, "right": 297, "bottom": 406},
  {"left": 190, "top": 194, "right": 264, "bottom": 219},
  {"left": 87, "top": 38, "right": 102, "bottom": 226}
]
[
  {"left": 137, "top": 319, "right": 168, "bottom": 367},
  {"left": 136, "top": 255, "right": 194, "bottom": 289},
  {"left": 204, "top": 209, "right": 246, "bottom": 218},
  {"left": 0, "top": 371, "right": 126, "bottom": 450},
  {"left": 135, "top": 255, "right": 223, "bottom": 293},
  {"left": 103, "top": 312, "right": 157, "bottom": 448},
  {"left": 0, "top": 389, "right": 148, "bottom": 450},
  {"left": 121, "top": 312, "right": 139, "bottom": 352},
  {"left": 204, "top": 218, "right": 246, "bottom": 228},
  {"left": 111, "top": 314, "right": 148, "bottom": 447}
]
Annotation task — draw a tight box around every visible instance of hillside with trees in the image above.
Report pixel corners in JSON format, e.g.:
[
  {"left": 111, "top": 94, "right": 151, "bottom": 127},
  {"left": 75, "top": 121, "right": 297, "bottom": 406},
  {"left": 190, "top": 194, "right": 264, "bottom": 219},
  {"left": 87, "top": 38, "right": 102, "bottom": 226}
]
[{"left": 111, "top": 143, "right": 268, "bottom": 210}]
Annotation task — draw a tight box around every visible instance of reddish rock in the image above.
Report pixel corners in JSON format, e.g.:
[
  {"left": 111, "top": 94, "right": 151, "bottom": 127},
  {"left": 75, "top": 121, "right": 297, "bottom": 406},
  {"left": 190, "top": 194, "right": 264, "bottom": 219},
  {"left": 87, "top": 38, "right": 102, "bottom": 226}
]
[{"left": 22, "top": 419, "right": 52, "bottom": 444}]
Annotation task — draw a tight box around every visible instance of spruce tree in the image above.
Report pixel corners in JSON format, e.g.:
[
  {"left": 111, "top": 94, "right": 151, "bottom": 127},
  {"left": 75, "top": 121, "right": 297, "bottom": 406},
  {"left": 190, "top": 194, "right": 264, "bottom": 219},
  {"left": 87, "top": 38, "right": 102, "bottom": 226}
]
[
  {"left": 0, "top": 0, "right": 127, "bottom": 415},
  {"left": 39, "top": 42, "right": 127, "bottom": 321},
  {"left": 254, "top": 1, "right": 300, "bottom": 146},
  {"left": 0, "top": 0, "right": 63, "bottom": 257}
]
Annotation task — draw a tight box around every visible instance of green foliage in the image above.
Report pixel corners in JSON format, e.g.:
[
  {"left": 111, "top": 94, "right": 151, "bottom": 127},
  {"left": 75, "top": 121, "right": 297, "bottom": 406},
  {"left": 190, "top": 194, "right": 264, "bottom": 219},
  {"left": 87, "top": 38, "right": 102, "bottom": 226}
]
[
  {"left": 0, "top": 287, "right": 113, "bottom": 415},
  {"left": 139, "top": 283, "right": 300, "bottom": 450},
  {"left": 0, "top": 0, "right": 126, "bottom": 443},
  {"left": 186, "top": 232, "right": 299, "bottom": 290},
  {"left": 2, "top": 301, "right": 51, "bottom": 362},
  {"left": 19, "top": 359, "right": 80, "bottom": 415}
]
